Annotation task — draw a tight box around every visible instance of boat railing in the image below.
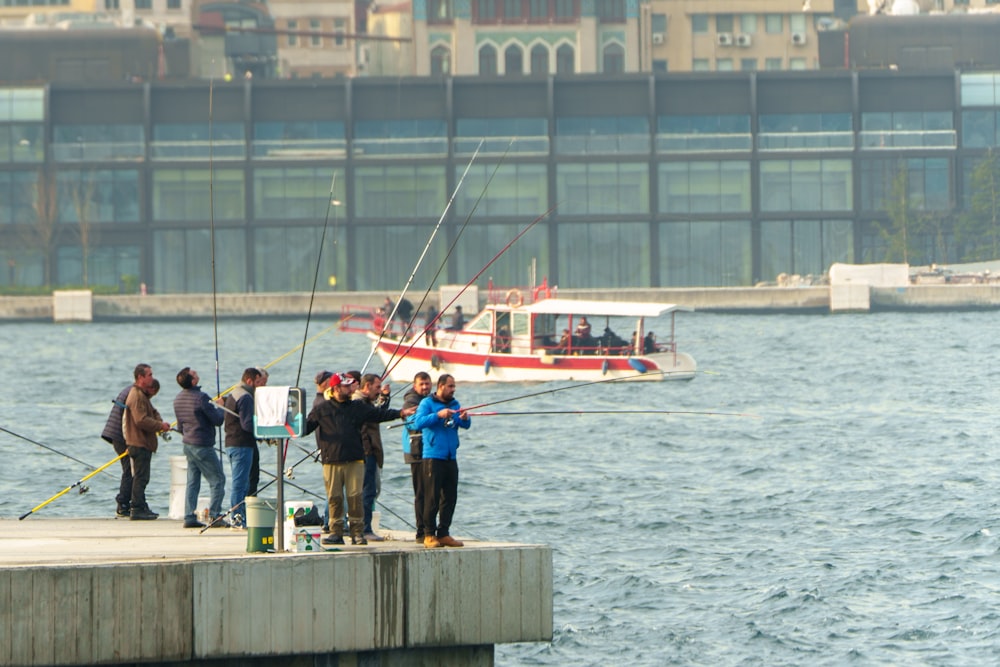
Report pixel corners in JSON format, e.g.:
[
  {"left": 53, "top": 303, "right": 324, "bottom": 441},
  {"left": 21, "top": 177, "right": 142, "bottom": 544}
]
[
  {"left": 485, "top": 277, "right": 557, "bottom": 307},
  {"left": 338, "top": 305, "right": 430, "bottom": 340}
]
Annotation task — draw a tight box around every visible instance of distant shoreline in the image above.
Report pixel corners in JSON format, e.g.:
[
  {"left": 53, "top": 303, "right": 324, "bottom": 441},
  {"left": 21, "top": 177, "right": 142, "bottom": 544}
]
[{"left": 3, "top": 285, "right": 1000, "bottom": 321}]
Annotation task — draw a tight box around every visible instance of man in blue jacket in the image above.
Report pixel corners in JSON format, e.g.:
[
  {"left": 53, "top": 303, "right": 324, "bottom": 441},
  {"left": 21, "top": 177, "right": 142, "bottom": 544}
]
[
  {"left": 412, "top": 374, "right": 471, "bottom": 548},
  {"left": 174, "top": 367, "right": 227, "bottom": 529}
]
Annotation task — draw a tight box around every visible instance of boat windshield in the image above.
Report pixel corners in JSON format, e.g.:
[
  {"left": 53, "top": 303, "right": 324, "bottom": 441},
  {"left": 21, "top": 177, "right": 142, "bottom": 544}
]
[{"left": 467, "top": 311, "right": 492, "bottom": 333}]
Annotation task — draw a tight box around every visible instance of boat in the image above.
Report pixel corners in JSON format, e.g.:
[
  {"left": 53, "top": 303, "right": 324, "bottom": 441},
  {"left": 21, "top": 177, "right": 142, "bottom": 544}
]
[{"left": 340, "top": 281, "right": 697, "bottom": 383}]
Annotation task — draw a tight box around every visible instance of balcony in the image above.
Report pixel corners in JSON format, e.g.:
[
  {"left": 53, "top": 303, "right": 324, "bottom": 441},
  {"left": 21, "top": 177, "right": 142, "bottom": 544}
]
[
  {"left": 453, "top": 135, "right": 549, "bottom": 156},
  {"left": 757, "top": 132, "right": 854, "bottom": 151},
  {"left": 656, "top": 133, "right": 753, "bottom": 153},
  {"left": 859, "top": 129, "right": 957, "bottom": 149}
]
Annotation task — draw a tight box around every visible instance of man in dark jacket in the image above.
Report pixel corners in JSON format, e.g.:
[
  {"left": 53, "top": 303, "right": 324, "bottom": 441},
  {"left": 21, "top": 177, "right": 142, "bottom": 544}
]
[
  {"left": 174, "top": 367, "right": 227, "bottom": 529},
  {"left": 102, "top": 365, "right": 145, "bottom": 518},
  {"left": 123, "top": 364, "right": 170, "bottom": 520},
  {"left": 305, "top": 372, "right": 414, "bottom": 545},
  {"left": 401, "top": 371, "right": 432, "bottom": 543},
  {"left": 357, "top": 373, "right": 391, "bottom": 541},
  {"left": 224, "top": 367, "right": 265, "bottom": 528}
]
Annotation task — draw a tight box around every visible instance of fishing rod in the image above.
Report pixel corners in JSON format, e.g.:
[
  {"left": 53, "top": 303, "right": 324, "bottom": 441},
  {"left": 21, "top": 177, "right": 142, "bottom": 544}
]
[
  {"left": 294, "top": 173, "right": 339, "bottom": 389},
  {"left": 207, "top": 75, "right": 224, "bottom": 461},
  {"left": 467, "top": 409, "right": 760, "bottom": 418},
  {"left": 377, "top": 140, "right": 515, "bottom": 379},
  {"left": 0, "top": 425, "right": 117, "bottom": 478},
  {"left": 19, "top": 452, "right": 126, "bottom": 520},
  {"left": 360, "top": 139, "right": 484, "bottom": 374},
  {"left": 381, "top": 203, "right": 558, "bottom": 382}
]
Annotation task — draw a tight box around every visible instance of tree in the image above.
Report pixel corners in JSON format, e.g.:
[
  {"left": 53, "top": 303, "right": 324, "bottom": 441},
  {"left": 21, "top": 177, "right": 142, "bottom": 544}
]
[
  {"left": 17, "top": 167, "right": 59, "bottom": 287},
  {"left": 68, "top": 171, "right": 99, "bottom": 287},
  {"left": 874, "top": 166, "right": 916, "bottom": 264},
  {"left": 956, "top": 149, "right": 1000, "bottom": 262}
]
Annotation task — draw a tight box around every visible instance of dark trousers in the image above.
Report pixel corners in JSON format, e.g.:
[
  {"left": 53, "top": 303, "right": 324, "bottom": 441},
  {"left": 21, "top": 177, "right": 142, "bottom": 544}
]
[
  {"left": 113, "top": 441, "right": 132, "bottom": 509},
  {"left": 127, "top": 446, "right": 152, "bottom": 511},
  {"left": 362, "top": 454, "right": 379, "bottom": 533},
  {"left": 248, "top": 443, "right": 260, "bottom": 497},
  {"left": 410, "top": 461, "right": 426, "bottom": 538},
  {"left": 422, "top": 458, "right": 458, "bottom": 538}
]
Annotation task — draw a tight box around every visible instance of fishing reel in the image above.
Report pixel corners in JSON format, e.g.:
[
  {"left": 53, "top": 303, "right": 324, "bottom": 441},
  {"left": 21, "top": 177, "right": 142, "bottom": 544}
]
[
  {"left": 158, "top": 430, "right": 172, "bottom": 442},
  {"left": 285, "top": 467, "right": 296, "bottom": 480},
  {"left": 78, "top": 485, "right": 89, "bottom": 495}
]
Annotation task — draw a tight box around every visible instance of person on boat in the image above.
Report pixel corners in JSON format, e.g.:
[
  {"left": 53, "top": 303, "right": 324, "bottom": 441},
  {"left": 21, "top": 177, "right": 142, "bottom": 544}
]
[
  {"left": 102, "top": 366, "right": 143, "bottom": 518},
  {"left": 643, "top": 331, "right": 657, "bottom": 354},
  {"left": 556, "top": 328, "right": 572, "bottom": 354},
  {"left": 224, "top": 367, "right": 266, "bottom": 528},
  {"left": 356, "top": 373, "right": 391, "bottom": 542},
  {"left": 494, "top": 324, "right": 512, "bottom": 353},
  {"left": 304, "top": 372, "right": 415, "bottom": 546},
  {"left": 424, "top": 305, "right": 439, "bottom": 346},
  {"left": 412, "top": 374, "right": 471, "bottom": 549},
  {"left": 575, "top": 317, "right": 592, "bottom": 339},
  {"left": 401, "top": 371, "right": 432, "bottom": 543},
  {"left": 448, "top": 305, "right": 465, "bottom": 331},
  {"left": 173, "top": 367, "right": 227, "bottom": 529},
  {"left": 122, "top": 364, "right": 170, "bottom": 521}
]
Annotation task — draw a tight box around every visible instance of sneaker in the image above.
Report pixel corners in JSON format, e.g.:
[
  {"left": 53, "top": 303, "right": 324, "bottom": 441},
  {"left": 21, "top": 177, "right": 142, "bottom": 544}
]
[
  {"left": 438, "top": 535, "right": 464, "bottom": 548},
  {"left": 322, "top": 535, "right": 345, "bottom": 546},
  {"left": 352, "top": 535, "right": 368, "bottom": 545},
  {"left": 423, "top": 536, "right": 443, "bottom": 549},
  {"left": 130, "top": 509, "right": 158, "bottom": 521},
  {"left": 415, "top": 533, "right": 425, "bottom": 544},
  {"left": 116, "top": 505, "right": 130, "bottom": 518},
  {"left": 364, "top": 532, "right": 384, "bottom": 542},
  {"left": 183, "top": 520, "right": 206, "bottom": 529}
]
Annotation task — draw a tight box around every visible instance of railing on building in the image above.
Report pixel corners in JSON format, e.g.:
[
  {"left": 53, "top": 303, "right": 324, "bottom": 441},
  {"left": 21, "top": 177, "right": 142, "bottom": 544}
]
[
  {"left": 757, "top": 132, "right": 855, "bottom": 151},
  {"left": 859, "top": 129, "right": 957, "bottom": 149},
  {"left": 555, "top": 134, "right": 651, "bottom": 154},
  {"left": 252, "top": 138, "right": 348, "bottom": 159},
  {"left": 453, "top": 135, "right": 549, "bottom": 156},
  {"left": 150, "top": 140, "right": 246, "bottom": 160},
  {"left": 656, "top": 133, "right": 753, "bottom": 153},
  {"left": 351, "top": 137, "right": 448, "bottom": 157},
  {"left": 51, "top": 141, "right": 146, "bottom": 162}
]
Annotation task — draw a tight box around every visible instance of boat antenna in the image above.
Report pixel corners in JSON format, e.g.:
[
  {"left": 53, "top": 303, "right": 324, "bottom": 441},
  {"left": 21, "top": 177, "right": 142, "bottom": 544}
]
[{"left": 359, "top": 139, "right": 483, "bottom": 374}]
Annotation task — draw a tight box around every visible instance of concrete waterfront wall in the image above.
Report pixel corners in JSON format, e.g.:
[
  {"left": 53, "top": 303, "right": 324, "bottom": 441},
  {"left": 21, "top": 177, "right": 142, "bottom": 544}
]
[
  {"left": 0, "top": 546, "right": 552, "bottom": 666},
  {"left": 3, "top": 285, "right": 1000, "bottom": 322}
]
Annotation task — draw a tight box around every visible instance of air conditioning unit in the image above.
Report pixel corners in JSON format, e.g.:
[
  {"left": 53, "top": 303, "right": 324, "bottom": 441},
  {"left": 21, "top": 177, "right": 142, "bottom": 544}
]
[
  {"left": 716, "top": 32, "right": 733, "bottom": 46},
  {"left": 735, "top": 33, "right": 752, "bottom": 47},
  {"left": 791, "top": 31, "right": 807, "bottom": 46},
  {"left": 652, "top": 32, "right": 664, "bottom": 45}
]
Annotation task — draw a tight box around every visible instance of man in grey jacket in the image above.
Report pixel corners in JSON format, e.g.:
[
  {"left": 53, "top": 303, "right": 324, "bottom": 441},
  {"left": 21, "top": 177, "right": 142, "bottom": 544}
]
[{"left": 174, "top": 367, "right": 227, "bottom": 529}]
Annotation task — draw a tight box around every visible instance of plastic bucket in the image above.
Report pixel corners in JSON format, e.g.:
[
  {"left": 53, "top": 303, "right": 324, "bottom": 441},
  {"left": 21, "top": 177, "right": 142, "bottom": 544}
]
[{"left": 245, "top": 496, "right": 277, "bottom": 553}]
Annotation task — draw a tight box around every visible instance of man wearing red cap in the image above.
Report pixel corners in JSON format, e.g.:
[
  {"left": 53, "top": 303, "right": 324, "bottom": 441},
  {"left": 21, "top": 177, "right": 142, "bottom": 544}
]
[{"left": 305, "top": 372, "right": 415, "bottom": 545}]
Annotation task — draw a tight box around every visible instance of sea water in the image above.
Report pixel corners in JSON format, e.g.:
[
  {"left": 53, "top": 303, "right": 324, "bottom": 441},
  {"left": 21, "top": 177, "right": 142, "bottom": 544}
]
[{"left": 3, "top": 311, "right": 1000, "bottom": 665}]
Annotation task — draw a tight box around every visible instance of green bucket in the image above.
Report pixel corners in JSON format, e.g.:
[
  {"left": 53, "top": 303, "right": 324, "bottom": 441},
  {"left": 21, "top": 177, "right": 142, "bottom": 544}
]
[{"left": 245, "top": 496, "right": 277, "bottom": 553}]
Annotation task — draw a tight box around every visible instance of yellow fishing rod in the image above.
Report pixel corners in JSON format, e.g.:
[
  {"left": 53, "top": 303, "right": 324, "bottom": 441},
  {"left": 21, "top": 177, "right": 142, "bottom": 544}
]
[
  {"left": 19, "top": 452, "right": 127, "bottom": 520},
  {"left": 20, "top": 319, "right": 347, "bottom": 520}
]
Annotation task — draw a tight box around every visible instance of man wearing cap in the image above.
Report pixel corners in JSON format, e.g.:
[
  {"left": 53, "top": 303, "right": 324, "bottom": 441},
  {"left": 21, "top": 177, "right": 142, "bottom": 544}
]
[
  {"left": 314, "top": 370, "right": 333, "bottom": 409},
  {"left": 304, "top": 372, "right": 415, "bottom": 545},
  {"left": 357, "top": 373, "right": 391, "bottom": 541}
]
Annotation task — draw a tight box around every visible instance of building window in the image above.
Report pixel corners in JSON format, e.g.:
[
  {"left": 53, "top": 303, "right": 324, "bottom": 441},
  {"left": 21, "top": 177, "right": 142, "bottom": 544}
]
[
  {"left": 760, "top": 159, "right": 853, "bottom": 212},
  {"left": 765, "top": 57, "right": 782, "bottom": 70},
  {"left": 557, "top": 116, "right": 649, "bottom": 155},
  {"left": 740, "top": 14, "right": 757, "bottom": 34},
  {"left": 560, "top": 222, "right": 650, "bottom": 287},
  {"left": 135, "top": 0, "right": 151, "bottom": 10},
  {"left": 476, "top": 0, "right": 497, "bottom": 21},
  {"left": 653, "top": 59, "right": 668, "bottom": 72},
  {"left": 354, "top": 164, "right": 446, "bottom": 218},
  {"left": 167, "top": 0, "right": 180, "bottom": 9},
  {"left": 716, "top": 14, "right": 734, "bottom": 33},
  {"left": 153, "top": 228, "right": 246, "bottom": 293},
  {"left": 789, "top": 57, "right": 807, "bottom": 70},
  {"left": 310, "top": 19, "right": 321, "bottom": 47},
  {"left": 479, "top": 44, "right": 498, "bottom": 75},
  {"left": 692, "top": 14, "right": 708, "bottom": 34},
  {"left": 153, "top": 168, "right": 245, "bottom": 221},
  {"left": 288, "top": 20, "right": 298, "bottom": 47},
  {"left": 596, "top": 0, "right": 624, "bottom": 22},
  {"left": 760, "top": 219, "right": 853, "bottom": 280},
  {"left": 556, "top": 44, "right": 574, "bottom": 74},
  {"left": 530, "top": 44, "right": 549, "bottom": 76},
  {"left": 454, "top": 163, "right": 548, "bottom": 216},
  {"left": 603, "top": 43, "right": 624, "bottom": 74},
  {"left": 428, "top": 0, "right": 453, "bottom": 22},
  {"left": 741, "top": 58, "right": 757, "bottom": 71},
  {"left": 505, "top": 44, "right": 523, "bottom": 75},
  {"left": 253, "top": 167, "right": 346, "bottom": 220},
  {"left": 765, "top": 14, "right": 782, "bottom": 33},
  {"left": 334, "top": 19, "right": 345, "bottom": 46},
  {"left": 789, "top": 13, "right": 807, "bottom": 32},
  {"left": 693, "top": 58, "right": 710, "bottom": 71},
  {"left": 503, "top": 0, "right": 521, "bottom": 19},
  {"left": 660, "top": 221, "right": 752, "bottom": 287},
  {"left": 530, "top": 0, "right": 547, "bottom": 19},
  {"left": 659, "top": 161, "right": 751, "bottom": 214},
  {"left": 652, "top": 13, "right": 667, "bottom": 35},
  {"left": 554, "top": 0, "right": 576, "bottom": 20},
  {"left": 431, "top": 45, "right": 451, "bottom": 75},
  {"left": 716, "top": 58, "right": 733, "bottom": 72},
  {"left": 861, "top": 158, "right": 950, "bottom": 211},
  {"left": 56, "top": 169, "right": 140, "bottom": 224},
  {"left": 104, "top": 0, "right": 119, "bottom": 9}
]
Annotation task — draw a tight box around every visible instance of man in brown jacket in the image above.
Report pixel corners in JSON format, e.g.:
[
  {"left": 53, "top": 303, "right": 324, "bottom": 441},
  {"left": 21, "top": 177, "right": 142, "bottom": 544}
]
[{"left": 124, "top": 363, "right": 170, "bottom": 520}]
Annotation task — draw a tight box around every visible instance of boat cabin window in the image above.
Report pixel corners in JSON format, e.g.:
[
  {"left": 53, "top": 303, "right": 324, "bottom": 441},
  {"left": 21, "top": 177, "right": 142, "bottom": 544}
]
[
  {"left": 467, "top": 311, "right": 492, "bottom": 333},
  {"left": 511, "top": 311, "right": 530, "bottom": 337}
]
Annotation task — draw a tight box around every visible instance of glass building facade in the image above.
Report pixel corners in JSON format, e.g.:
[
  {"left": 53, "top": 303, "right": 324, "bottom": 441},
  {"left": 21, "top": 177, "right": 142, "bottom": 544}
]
[{"left": 0, "top": 71, "right": 990, "bottom": 292}]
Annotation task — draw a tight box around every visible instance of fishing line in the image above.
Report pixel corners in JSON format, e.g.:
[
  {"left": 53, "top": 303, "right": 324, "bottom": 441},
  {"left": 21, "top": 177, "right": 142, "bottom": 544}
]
[
  {"left": 378, "top": 139, "right": 516, "bottom": 379},
  {"left": 468, "top": 409, "right": 760, "bottom": 418},
  {"left": 360, "top": 140, "right": 484, "bottom": 374},
  {"left": 294, "top": 173, "right": 339, "bottom": 389},
  {"left": 380, "top": 203, "right": 558, "bottom": 382},
  {"left": 19, "top": 452, "right": 126, "bottom": 520},
  {"left": 0, "top": 425, "right": 116, "bottom": 477}
]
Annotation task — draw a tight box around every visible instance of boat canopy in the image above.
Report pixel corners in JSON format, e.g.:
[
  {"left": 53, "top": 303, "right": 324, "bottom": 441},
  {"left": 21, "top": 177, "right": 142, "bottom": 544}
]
[{"left": 520, "top": 298, "right": 691, "bottom": 318}]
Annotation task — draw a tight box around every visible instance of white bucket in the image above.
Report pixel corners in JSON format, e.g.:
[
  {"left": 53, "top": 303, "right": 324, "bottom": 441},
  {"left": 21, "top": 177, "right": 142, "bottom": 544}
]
[
  {"left": 372, "top": 510, "right": 381, "bottom": 533},
  {"left": 292, "top": 527, "right": 324, "bottom": 553},
  {"left": 283, "top": 500, "right": 318, "bottom": 551}
]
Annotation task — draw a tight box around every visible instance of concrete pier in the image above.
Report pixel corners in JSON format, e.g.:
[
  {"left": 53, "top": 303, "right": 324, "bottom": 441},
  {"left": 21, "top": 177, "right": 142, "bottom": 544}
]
[{"left": 0, "top": 519, "right": 552, "bottom": 666}]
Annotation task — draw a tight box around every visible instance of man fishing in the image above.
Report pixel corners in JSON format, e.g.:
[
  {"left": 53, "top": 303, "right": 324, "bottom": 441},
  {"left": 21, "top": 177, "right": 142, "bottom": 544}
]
[
  {"left": 412, "top": 374, "right": 471, "bottom": 548},
  {"left": 402, "top": 371, "right": 432, "bottom": 543},
  {"left": 102, "top": 365, "right": 144, "bottom": 518},
  {"left": 173, "top": 367, "right": 227, "bottom": 529},
  {"left": 122, "top": 364, "right": 170, "bottom": 520}
]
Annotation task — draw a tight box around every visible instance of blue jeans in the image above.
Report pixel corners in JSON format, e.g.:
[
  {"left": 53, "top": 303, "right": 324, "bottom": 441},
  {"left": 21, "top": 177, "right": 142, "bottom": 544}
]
[
  {"left": 228, "top": 447, "right": 255, "bottom": 527},
  {"left": 184, "top": 444, "right": 226, "bottom": 522},
  {"left": 362, "top": 454, "right": 381, "bottom": 533}
]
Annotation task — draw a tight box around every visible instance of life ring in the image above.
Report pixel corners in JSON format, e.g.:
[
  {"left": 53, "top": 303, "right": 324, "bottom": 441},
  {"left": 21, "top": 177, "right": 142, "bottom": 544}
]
[{"left": 505, "top": 288, "right": 524, "bottom": 308}]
